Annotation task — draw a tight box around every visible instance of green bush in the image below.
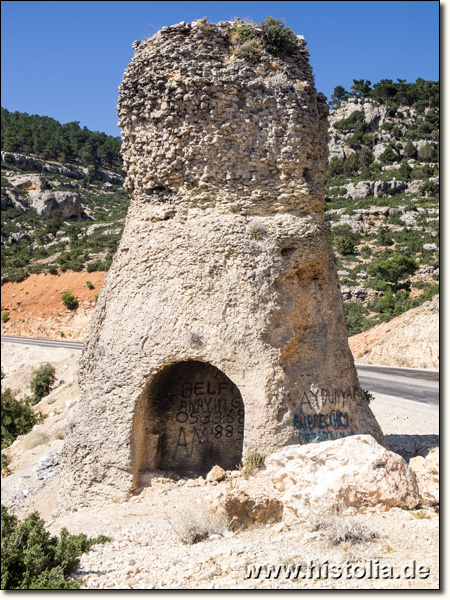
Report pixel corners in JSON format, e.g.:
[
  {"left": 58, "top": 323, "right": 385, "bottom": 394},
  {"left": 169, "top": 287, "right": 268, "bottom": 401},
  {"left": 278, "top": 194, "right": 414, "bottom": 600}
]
[
  {"left": 61, "top": 291, "right": 78, "bottom": 310},
  {"left": 234, "top": 38, "right": 262, "bottom": 58},
  {"left": 86, "top": 259, "right": 109, "bottom": 272},
  {"left": 29, "top": 363, "right": 56, "bottom": 405},
  {"left": 85, "top": 280, "right": 95, "bottom": 290},
  {"left": 1, "top": 388, "right": 39, "bottom": 454},
  {"left": 231, "top": 16, "right": 296, "bottom": 58},
  {"left": 1, "top": 505, "right": 110, "bottom": 589},
  {"left": 378, "top": 146, "right": 398, "bottom": 163},
  {"left": 344, "top": 302, "right": 368, "bottom": 336},
  {"left": 1, "top": 310, "right": 10, "bottom": 323},
  {"left": 330, "top": 224, "right": 361, "bottom": 256},
  {"left": 259, "top": 17, "right": 297, "bottom": 57},
  {"left": 367, "top": 253, "right": 418, "bottom": 293}
]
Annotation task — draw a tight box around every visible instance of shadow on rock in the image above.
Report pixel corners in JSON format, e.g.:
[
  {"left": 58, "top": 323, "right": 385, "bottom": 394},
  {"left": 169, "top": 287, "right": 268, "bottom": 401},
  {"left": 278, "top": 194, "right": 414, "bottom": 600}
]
[{"left": 386, "top": 434, "right": 439, "bottom": 461}]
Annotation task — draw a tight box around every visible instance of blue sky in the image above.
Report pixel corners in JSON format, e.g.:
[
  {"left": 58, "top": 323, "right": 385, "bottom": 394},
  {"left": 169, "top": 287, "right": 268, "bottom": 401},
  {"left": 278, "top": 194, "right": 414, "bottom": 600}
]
[{"left": 1, "top": 1, "right": 440, "bottom": 138}]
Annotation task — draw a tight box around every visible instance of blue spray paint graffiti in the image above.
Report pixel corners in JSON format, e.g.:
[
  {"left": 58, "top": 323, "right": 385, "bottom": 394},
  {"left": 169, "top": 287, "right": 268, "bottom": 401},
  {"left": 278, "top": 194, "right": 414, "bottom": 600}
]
[{"left": 293, "top": 410, "right": 358, "bottom": 444}]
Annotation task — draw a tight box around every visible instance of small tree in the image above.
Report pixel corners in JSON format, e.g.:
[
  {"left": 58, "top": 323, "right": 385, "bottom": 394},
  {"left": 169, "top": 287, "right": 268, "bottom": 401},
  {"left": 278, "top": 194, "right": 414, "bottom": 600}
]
[
  {"left": 1, "top": 311, "right": 9, "bottom": 323},
  {"left": 330, "top": 85, "right": 349, "bottom": 107},
  {"left": 367, "top": 254, "right": 419, "bottom": 293},
  {"left": 350, "top": 79, "right": 372, "bottom": 97},
  {"left": 417, "top": 143, "right": 436, "bottom": 163},
  {"left": 403, "top": 139, "right": 417, "bottom": 159},
  {"left": 61, "top": 291, "right": 78, "bottom": 310},
  {"left": 379, "top": 146, "right": 399, "bottom": 164},
  {"left": 1, "top": 505, "right": 110, "bottom": 589},
  {"left": 259, "top": 17, "right": 297, "bottom": 57},
  {"left": 29, "top": 363, "right": 56, "bottom": 405},
  {"left": 331, "top": 224, "right": 361, "bottom": 256},
  {"left": 1, "top": 388, "right": 38, "bottom": 455},
  {"left": 398, "top": 161, "right": 412, "bottom": 180}
]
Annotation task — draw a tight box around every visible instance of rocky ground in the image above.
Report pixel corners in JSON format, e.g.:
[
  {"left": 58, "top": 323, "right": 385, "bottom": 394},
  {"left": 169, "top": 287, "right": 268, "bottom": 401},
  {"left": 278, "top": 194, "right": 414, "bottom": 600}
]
[{"left": 1, "top": 342, "right": 439, "bottom": 590}]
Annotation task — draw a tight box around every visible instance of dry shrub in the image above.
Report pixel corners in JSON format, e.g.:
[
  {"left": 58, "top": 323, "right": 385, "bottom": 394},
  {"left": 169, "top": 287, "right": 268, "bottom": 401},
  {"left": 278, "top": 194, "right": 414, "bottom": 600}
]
[
  {"left": 234, "top": 38, "right": 262, "bottom": 59},
  {"left": 238, "top": 451, "right": 265, "bottom": 478},
  {"left": 168, "top": 506, "right": 229, "bottom": 545},
  {"left": 23, "top": 430, "right": 50, "bottom": 450},
  {"left": 327, "top": 518, "right": 378, "bottom": 545}
]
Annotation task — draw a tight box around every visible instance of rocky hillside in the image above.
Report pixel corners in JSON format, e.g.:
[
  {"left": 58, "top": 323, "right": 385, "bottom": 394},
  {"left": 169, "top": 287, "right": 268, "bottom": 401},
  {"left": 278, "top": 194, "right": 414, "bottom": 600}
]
[
  {"left": 349, "top": 294, "right": 439, "bottom": 368},
  {"left": 324, "top": 81, "right": 439, "bottom": 335},
  {"left": 1, "top": 78, "right": 439, "bottom": 338},
  {"left": 1, "top": 150, "right": 128, "bottom": 284}
]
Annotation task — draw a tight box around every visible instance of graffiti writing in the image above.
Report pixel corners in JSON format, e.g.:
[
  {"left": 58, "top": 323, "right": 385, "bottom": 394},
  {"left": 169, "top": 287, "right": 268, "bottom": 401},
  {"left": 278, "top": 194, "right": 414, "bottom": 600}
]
[
  {"left": 293, "top": 410, "right": 358, "bottom": 445},
  {"left": 174, "top": 423, "right": 244, "bottom": 457},
  {"left": 172, "top": 379, "right": 244, "bottom": 458},
  {"left": 297, "top": 385, "right": 363, "bottom": 412},
  {"left": 296, "top": 430, "right": 356, "bottom": 444}
]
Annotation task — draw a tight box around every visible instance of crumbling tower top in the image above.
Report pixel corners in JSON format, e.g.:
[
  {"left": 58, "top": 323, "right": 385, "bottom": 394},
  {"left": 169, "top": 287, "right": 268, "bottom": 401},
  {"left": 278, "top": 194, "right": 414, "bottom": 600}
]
[{"left": 117, "top": 18, "right": 329, "bottom": 215}]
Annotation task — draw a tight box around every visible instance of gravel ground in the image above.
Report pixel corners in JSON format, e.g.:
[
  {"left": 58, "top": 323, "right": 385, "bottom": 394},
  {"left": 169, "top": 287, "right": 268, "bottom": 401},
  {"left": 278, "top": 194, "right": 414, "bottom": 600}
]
[{"left": 48, "top": 475, "right": 438, "bottom": 590}]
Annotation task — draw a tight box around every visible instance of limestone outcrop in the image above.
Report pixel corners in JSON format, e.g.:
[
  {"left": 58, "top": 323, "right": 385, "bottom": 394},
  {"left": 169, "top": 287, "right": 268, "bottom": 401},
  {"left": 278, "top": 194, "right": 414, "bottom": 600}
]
[
  {"left": 59, "top": 19, "right": 383, "bottom": 510},
  {"left": 266, "top": 435, "right": 420, "bottom": 514},
  {"left": 27, "top": 190, "right": 83, "bottom": 218},
  {"left": 409, "top": 447, "right": 439, "bottom": 507},
  {"left": 349, "top": 295, "right": 439, "bottom": 368}
]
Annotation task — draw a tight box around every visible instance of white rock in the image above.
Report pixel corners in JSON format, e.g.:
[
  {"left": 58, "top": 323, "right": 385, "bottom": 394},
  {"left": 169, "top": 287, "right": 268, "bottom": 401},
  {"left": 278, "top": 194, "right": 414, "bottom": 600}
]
[{"left": 266, "top": 434, "right": 420, "bottom": 515}]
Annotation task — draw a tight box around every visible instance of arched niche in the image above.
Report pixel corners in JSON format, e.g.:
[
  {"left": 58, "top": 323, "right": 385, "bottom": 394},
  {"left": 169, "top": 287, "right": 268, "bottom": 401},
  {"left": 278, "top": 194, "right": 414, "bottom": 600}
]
[{"left": 132, "top": 361, "right": 245, "bottom": 482}]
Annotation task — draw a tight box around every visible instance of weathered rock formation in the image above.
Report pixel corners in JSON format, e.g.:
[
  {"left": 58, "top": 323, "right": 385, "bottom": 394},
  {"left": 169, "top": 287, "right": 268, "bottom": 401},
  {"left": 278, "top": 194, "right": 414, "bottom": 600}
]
[
  {"left": 349, "top": 295, "right": 439, "bottom": 368},
  {"left": 409, "top": 447, "right": 439, "bottom": 507},
  {"left": 27, "top": 190, "right": 83, "bottom": 218},
  {"left": 59, "top": 19, "right": 383, "bottom": 509},
  {"left": 266, "top": 435, "right": 420, "bottom": 514}
]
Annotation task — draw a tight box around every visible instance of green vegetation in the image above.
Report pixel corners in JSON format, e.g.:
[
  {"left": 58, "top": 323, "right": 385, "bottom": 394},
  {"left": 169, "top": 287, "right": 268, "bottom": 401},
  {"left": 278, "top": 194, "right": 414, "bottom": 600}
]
[
  {"left": 1, "top": 310, "right": 9, "bottom": 323},
  {"left": 330, "top": 224, "right": 361, "bottom": 255},
  {"left": 1, "top": 505, "right": 110, "bottom": 589},
  {"left": 366, "top": 253, "right": 418, "bottom": 293},
  {"left": 232, "top": 17, "right": 296, "bottom": 58},
  {"left": 61, "top": 291, "right": 78, "bottom": 310},
  {"left": 29, "top": 363, "right": 56, "bottom": 404},
  {"left": 1, "top": 388, "right": 39, "bottom": 468},
  {"left": 329, "top": 78, "right": 439, "bottom": 114},
  {"left": 1, "top": 108, "right": 121, "bottom": 168},
  {"left": 85, "top": 280, "right": 95, "bottom": 290}
]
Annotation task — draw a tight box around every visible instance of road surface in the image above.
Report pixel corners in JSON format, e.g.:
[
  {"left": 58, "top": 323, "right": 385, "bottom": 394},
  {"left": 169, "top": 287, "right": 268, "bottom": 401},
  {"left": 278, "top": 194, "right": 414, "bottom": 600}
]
[
  {"left": 356, "top": 363, "right": 439, "bottom": 411},
  {"left": 1, "top": 335, "right": 84, "bottom": 351},
  {"left": 1, "top": 335, "right": 439, "bottom": 411}
]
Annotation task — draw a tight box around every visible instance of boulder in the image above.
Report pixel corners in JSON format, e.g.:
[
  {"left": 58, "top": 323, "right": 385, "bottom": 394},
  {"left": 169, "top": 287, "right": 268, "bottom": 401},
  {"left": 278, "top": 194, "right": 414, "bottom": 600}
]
[
  {"left": 1, "top": 151, "right": 44, "bottom": 172},
  {"left": 9, "top": 174, "right": 48, "bottom": 190},
  {"left": 266, "top": 435, "right": 420, "bottom": 515},
  {"left": 206, "top": 465, "right": 226, "bottom": 482},
  {"left": 36, "top": 452, "right": 61, "bottom": 480},
  {"left": 409, "top": 448, "right": 439, "bottom": 507},
  {"left": 27, "top": 190, "right": 83, "bottom": 218},
  {"left": 1, "top": 189, "right": 28, "bottom": 212},
  {"left": 220, "top": 489, "right": 283, "bottom": 530}
]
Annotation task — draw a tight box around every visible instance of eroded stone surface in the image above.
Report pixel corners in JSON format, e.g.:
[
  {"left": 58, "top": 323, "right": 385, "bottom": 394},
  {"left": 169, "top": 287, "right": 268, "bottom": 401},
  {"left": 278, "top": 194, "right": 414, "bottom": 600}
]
[
  {"left": 266, "top": 435, "right": 420, "bottom": 514},
  {"left": 59, "top": 20, "right": 383, "bottom": 510}
]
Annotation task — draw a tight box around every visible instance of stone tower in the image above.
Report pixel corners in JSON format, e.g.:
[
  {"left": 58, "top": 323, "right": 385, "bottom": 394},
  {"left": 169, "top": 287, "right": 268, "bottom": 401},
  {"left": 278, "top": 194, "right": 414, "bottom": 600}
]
[{"left": 59, "top": 19, "right": 384, "bottom": 509}]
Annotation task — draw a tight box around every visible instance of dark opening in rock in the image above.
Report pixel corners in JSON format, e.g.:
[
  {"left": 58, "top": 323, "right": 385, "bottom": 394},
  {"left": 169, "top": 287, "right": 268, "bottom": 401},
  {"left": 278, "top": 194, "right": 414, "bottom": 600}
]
[{"left": 133, "top": 361, "right": 244, "bottom": 481}]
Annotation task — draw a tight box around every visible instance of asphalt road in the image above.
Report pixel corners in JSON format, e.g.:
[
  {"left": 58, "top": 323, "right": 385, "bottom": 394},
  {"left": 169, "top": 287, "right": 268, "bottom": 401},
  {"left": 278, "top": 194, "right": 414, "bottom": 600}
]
[
  {"left": 356, "top": 363, "right": 439, "bottom": 409},
  {"left": 1, "top": 335, "right": 439, "bottom": 409},
  {"left": 1, "top": 335, "right": 84, "bottom": 351}
]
